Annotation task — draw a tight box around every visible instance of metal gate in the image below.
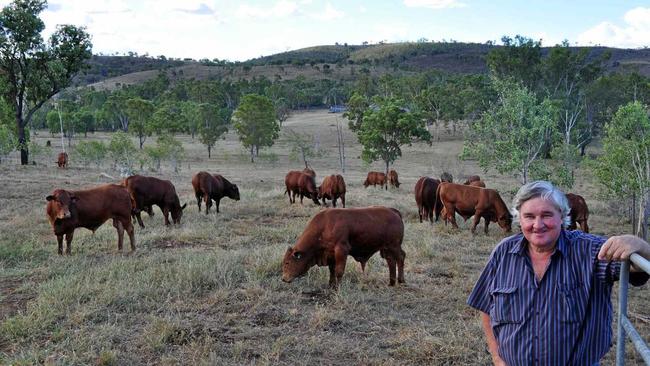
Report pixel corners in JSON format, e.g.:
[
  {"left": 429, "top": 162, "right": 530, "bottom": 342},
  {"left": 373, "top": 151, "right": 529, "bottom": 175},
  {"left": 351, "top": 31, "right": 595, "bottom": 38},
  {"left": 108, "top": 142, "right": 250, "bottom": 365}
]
[{"left": 616, "top": 253, "right": 650, "bottom": 365}]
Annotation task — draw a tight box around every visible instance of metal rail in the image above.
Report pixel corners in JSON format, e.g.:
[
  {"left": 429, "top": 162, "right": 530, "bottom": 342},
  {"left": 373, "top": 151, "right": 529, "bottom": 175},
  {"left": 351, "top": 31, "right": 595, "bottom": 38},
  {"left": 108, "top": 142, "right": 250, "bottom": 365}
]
[{"left": 616, "top": 253, "right": 650, "bottom": 365}]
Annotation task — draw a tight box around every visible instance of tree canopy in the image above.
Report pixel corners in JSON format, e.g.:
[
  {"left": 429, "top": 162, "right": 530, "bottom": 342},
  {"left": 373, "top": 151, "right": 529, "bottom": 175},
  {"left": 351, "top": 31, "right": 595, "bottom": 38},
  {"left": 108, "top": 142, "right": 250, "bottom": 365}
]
[{"left": 232, "top": 94, "right": 279, "bottom": 163}]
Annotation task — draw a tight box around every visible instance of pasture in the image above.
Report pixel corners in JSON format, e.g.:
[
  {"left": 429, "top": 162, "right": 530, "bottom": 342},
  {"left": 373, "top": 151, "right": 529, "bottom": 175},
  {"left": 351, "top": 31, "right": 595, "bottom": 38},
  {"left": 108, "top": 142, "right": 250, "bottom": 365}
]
[{"left": 0, "top": 109, "right": 647, "bottom": 365}]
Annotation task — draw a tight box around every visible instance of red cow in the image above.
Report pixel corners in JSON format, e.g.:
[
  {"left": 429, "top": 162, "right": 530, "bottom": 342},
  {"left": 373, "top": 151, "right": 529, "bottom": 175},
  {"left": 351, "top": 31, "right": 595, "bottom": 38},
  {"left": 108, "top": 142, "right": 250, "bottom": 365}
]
[
  {"left": 122, "top": 175, "right": 186, "bottom": 228},
  {"left": 363, "top": 171, "right": 387, "bottom": 190},
  {"left": 388, "top": 169, "right": 400, "bottom": 188},
  {"left": 566, "top": 193, "right": 590, "bottom": 233},
  {"left": 57, "top": 152, "right": 68, "bottom": 168},
  {"left": 191, "top": 172, "right": 240, "bottom": 214},
  {"left": 282, "top": 206, "right": 405, "bottom": 288},
  {"left": 463, "top": 175, "right": 481, "bottom": 185},
  {"left": 45, "top": 184, "right": 135, "bottom": 255},
  {"left": 284, "top": 170, "right": 320, "bottom": 205},
  {"left": 414, "top": 177, "right": 442, "bottom": 223},
  {"left": 318, "top": 174, "right": 346, "bottom": 207},
  {"left": 435, "top": 183, "right": 512, "bottom": 234}
]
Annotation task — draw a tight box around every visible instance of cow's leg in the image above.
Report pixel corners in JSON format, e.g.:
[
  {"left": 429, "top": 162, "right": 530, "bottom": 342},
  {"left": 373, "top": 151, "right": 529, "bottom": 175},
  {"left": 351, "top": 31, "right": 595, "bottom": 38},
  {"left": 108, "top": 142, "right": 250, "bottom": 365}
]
[
  {"left": 64, "top": 231, "right": 74, "bottom": 255},
  {"left": 382, "top": 250, "right": 397, "bottom": 286},
  {"left": 331, "top": 247, "right": 348, "bottom": 289},
  {"left": 195, "top": 192, "right": 202, "bottom": 212},
  {"left": 328, "top": 262, "right": 337, "bottom": 288},
  {"left": 447, "top": 206, "right": 459, "bottom": 229},
  {"left": 470, "top": 212, "right": 482, "bottom": 234},
  {"left": 204, "top": 196, "right": 211, "bottom": 214},
  {"left": 341, "top": 194, "right": 345, "bottom": 208},
  {"left": 162, "top": 206, "right": 171, "bottom": 226},
  {"left": 215, "top": 198, "right": 221, "bottom": 213},
  {"left": 580, "top": 220, "right": 589, "bottom": 233},
  {"left": 135, "top": 211, "right": 145, "bottom": 229},
  {"left": 332, "top": 197, "right": 337, "bottom": 208},
  {"left": 484, "top": 216, "right": 490, "bottom": 235},
  {"left": 56, "top": 235, "right": 64, "bottom": 255},
  {"left": 397, "top": 249, "right": 406, "bottom": 284},
  {"left": 113, "top": 218, "right": 125, "bottom": 251},
  {"left": 299, "top": 193, "right": 304, "bottom": 205},
  {"left": 124, "top": 220, "right": 136, "bottom": 252},
  {"left": 418, "top": 205, "right": 423, "bottom": 223}
]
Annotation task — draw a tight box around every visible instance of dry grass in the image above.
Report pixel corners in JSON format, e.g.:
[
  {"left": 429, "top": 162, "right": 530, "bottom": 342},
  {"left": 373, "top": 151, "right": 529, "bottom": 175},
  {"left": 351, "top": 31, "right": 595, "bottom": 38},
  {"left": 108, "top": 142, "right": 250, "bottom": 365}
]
[{"left": 0, "top": 110, "right": 648, "bottom": 365}]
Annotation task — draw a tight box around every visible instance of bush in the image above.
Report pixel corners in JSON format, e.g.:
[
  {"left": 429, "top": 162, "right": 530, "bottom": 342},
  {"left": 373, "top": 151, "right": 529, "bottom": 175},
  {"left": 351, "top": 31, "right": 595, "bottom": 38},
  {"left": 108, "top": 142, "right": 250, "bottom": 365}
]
[
  {"left": 0, "top": 125, "right": 17, "bottom": 164},
  {"left": 145, "top": 134, "right": 184, "bottom": 173},
  {"left": 75, "top": 140, "right": 107, "bottom": 168},
  {"left": 108, "top": 132, "right": 137, "bottom": 176}
]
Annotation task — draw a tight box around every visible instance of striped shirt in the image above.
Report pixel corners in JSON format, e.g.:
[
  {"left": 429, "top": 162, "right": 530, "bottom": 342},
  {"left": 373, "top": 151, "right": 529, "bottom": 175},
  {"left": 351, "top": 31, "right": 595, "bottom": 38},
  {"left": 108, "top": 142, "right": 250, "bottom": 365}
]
[{"left": 467, "top": 230, "right": 649, "bottom": 366}]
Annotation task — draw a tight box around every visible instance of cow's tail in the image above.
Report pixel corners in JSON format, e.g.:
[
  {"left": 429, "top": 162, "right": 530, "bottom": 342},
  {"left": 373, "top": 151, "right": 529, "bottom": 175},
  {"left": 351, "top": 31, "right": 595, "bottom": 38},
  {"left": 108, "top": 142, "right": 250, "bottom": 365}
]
[{"left": 433, "top": 183, "right": 443, "bottom": 221}]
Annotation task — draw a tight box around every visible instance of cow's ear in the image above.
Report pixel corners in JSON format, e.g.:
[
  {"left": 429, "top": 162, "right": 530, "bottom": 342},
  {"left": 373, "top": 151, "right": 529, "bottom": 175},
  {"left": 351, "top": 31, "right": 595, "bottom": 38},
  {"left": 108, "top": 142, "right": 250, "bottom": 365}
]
[
  {"left": 46, "top": 195, "right": 55, "bottom": 201},
  {"left": 181, "top": 203, "right": 187, "bottom": 210},
  {"left": 292, "top": 251, "right": 303, "bottom": 259}
]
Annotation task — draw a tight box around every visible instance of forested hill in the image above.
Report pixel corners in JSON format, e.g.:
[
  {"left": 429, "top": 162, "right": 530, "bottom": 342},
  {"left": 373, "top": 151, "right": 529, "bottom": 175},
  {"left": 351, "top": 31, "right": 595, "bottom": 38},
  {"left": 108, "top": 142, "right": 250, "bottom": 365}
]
[{"left": 78, "top": 42, "right": 650, "bottom": 91}]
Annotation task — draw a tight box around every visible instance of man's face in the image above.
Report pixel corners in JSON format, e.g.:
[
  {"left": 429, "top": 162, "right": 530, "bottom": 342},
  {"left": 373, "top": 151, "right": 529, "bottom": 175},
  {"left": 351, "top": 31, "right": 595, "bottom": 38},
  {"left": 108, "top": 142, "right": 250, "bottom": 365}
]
[{"left": 520, "top": 197, "right": 563, "bottom": 250}]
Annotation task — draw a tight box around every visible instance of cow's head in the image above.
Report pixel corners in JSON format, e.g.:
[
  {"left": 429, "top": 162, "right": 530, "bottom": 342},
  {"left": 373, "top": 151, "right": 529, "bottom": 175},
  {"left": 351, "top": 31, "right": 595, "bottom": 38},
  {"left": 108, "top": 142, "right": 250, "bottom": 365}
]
[
  {"left": 498, "top": 212, "right": 513, "bottom": 233},
  {"left": 171, "top": 203, "right": 187, "bottom": 224},
  {"left": 46, "top": 189, "right": 77, "bottom": 220},
  {"left": 228, "top": 184, "right": 240, "bottom": 201},
  {"left": 282, "top": 246, "right": 312, "bottom": 283}
]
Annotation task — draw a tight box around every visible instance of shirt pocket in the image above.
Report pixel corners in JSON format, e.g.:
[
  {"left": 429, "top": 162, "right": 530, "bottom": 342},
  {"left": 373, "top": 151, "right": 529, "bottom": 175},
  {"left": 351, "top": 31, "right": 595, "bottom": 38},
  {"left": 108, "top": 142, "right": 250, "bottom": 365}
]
[
  {"left": 489, "top": 286, "right": 523, "bottom": 324},
  {"left": 557, "top": 282, "right": 587, "bottom": 323}
]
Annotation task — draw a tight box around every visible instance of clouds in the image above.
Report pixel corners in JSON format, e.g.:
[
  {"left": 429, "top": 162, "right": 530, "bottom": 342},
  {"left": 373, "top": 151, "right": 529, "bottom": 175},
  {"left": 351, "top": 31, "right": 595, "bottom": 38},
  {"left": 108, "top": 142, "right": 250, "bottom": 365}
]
[
  {"left": 577, "top": 7, "right": 650, "bottom": 48},
  {"left": 403, "top": 0, "right": 466, "bottom": 9}
]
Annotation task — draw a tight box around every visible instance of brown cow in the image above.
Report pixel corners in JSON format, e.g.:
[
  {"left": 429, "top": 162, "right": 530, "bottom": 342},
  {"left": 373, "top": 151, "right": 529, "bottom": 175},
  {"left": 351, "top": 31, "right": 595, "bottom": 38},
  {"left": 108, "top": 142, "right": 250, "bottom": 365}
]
[
  {"left": 122, "top": 175, "right": 186, "bottom": 228},
  {"left": 469, "top": 180, "right": 486, "bottom": 188},
  {"left": 192, "top": 172, "right": 240, "bottom": 214},
  {"left": 363, "top": 171, "right": 387, "bottom": 190},
  {"left": 566, "top": 193, "right": 590, "bottom": 233},
  {"left": 463, "top": 175, "right": 481, "bottom": 185},
  {"left": 45, "top": 184, "right": 135, "bottom": 255},
  {"left": 435, "top": 183, "right": 512, "bottom": 234},
  {"left": 282, "top": 206, "right": 405, "bottom": 288},
  {"left": 57, "top": 152, "right": 68, "bottom": 168},
  {"left": 414, "top": 177, "right": 442, "bottom": 223},
  {"left": 318, "top": 174, "right": 346, "bottom": 207},
  {"left": 388, "top": 169, "right": 400, "bottom": 188},
  {"left": 284, "top": 170, "right": 320, "bottom": 205}
]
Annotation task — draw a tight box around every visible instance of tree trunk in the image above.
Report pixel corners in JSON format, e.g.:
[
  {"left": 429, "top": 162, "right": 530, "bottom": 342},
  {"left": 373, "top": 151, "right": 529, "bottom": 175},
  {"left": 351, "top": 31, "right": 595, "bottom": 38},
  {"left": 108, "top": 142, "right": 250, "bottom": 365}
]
[
  {"left": 385, "top": 160, "right": 389, "bottom": 175},
  {"left": 208, "top": 146, "right": 211, "bottom": 158},
  {"left": 250, "top": 145, "right": 255, "bottom": 163},
  {"left": 18, "top": 122, "right": 28, "bottom": 165}
]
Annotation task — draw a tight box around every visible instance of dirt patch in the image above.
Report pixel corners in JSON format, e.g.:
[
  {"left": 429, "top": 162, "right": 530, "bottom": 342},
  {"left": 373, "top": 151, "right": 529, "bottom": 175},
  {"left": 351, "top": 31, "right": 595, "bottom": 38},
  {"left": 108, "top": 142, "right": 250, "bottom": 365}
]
[
  {"left": 152, "top": 239, "right": 212, "bottom": 250},
  {"left": 0, "top": 276, "right": 36, "bottom": 320}
]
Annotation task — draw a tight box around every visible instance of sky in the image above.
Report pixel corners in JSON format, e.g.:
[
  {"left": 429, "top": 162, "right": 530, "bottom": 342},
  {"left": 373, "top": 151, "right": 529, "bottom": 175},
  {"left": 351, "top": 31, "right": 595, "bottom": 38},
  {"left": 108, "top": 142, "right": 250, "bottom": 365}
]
[{"left": 2, "top": 0, "right": 650, "bottom": 62}]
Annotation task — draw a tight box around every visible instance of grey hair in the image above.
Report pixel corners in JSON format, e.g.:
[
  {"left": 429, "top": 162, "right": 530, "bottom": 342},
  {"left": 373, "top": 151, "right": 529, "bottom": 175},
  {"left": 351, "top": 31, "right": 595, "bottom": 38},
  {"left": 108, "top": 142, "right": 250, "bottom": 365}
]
[{"left": 511, "top": 180, "right": 571, "bottom": 228}]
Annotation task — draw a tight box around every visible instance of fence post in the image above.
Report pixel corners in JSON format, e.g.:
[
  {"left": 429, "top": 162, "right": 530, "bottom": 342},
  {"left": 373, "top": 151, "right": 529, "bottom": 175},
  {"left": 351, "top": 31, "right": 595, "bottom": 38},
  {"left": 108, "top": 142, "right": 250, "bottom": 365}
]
[{"left": 616, "top": 260, "right": 630, "bottom": 366}]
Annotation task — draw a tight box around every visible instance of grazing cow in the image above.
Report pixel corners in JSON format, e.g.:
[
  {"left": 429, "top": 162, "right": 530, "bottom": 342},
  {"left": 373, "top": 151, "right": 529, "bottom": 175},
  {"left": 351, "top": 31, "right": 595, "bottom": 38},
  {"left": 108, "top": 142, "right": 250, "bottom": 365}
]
[
  {"left": 435, "top": 183, "right": 512, "bottom": 234},
  {"left": 440, "top": 172, "right": 453, "bottom": 183},
  {"left": 45, "top": 184, "right": 135, "bottom": 255},
  {"left": 284, "top": 170, "right": 320, "bottom": 205},
  {"left": 318, "top": 174, "right": 346, "bottom": 207},
  {"left": 363, "top": 171, "right": 387, "bottom": 190},
  {"left": 414, "top": 177, "right": 442, "bottom": 223},
  {"left": 463, "top": 175, "right": 481, "bottom": 185},
  {"left": 303, "top": 167, "right": 316, "bottom": 178},
  {"left": 282, "top": 206, "right": 405, "bottom": 288},
  {"left": 57, "top": 152, "right": 68, "bottom": 168},
  {"left": 566, "top": 193, "right": 590, "bottom": 233},
  {"left": 469, "top": 180, "right": 486, "bottom": 188},
  {"left": 122, "top": 175, "right": 186, "bottom": 228},
  {"left": 388, "top": 169, "right": 400, "bottom": 188},
  {"left": 191, "top": 172, "right": 240, "bottom": 214}
]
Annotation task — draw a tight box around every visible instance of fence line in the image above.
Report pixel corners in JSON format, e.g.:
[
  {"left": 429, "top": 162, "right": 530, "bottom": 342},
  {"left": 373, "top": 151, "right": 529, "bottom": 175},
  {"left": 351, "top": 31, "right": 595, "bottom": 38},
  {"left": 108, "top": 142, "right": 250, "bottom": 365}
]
[{"left": 616, "top": 253, "right": 650, "bottom": 365}]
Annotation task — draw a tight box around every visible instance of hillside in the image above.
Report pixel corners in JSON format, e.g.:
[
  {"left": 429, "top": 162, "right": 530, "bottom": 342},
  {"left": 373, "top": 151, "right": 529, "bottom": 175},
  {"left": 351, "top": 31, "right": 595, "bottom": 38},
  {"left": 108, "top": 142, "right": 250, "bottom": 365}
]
[{"left": 82, "top": 42, "right": 650, "bottom": 91}]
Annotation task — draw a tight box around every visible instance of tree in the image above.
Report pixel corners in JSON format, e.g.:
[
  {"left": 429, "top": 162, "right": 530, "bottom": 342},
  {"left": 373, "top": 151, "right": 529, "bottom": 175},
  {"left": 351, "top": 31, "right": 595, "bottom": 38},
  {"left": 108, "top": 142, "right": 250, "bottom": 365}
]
[
  {"left": 75, "top": 108, "right": 95, "bottom": 137},
  {"left": 486, "top": 35, "right": 542, "bottom": 92},
  {"left": 592, "top": 102, "right": 650, "bottom": 236},
  {"left": 0, "top": 124, "right": 17, "bottom": 163},
  {"left": 232, "top": 94, "right": 279, "bottom": 163},
  {"left": 356, "top": 97, "right": 431, "bottom": 174},
  {"left": 197, "top": 104, "right": 228, "bottom": 158},
  {"left": 102, "top": 91, "right": 131, "bottom": 131},
  {"left": 343, "top": 92, "right": 369, "bottom": 132},
  {"left": 286, "top": 129, "right": 321, "bottom": 169},
  {"left": 463, "top": 79, "right": 557, "bottom": 184},
  {"left": 75, "top": 140, "right": 106, "bottom": 168},
  {"left": 0, "top": 0, "right": 92, "bottom": 164},
  {"left": 151, "top": 101, "right": 187, "bottom": 134},
  {"left": 125, "top": 97, "right": 154, "bottom": 148},
  {"left": 108, "top": 131, "right": 137, "bottom": 175}
]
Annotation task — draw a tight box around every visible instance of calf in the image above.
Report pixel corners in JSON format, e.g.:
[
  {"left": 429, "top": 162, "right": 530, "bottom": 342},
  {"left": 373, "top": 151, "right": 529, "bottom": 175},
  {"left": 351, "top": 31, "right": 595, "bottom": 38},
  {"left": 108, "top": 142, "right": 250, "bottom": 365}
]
[
  {"left": 363, "top": 171, "right": 387, "bottom": 190},
  {"left": 57, "top": 152, "right": 68, "bottom": 168},
  {"left": 192, "top": 172, "right": 240, "bottom": 214},
  {"left": 122, "top": 175, "right": 186, "bottom": 228},
  {"left": 566, "top": 193, "right": 590, "bottom": 233},
  {"left": 388, "top": 169, "right": 400, "bottom": 188},
  {"left": 285, "top": 170, "right": 320, "bottom": 205},
  {"left": 318, "top": 174, "right": 346, "bottom": 207},
  {"left": 282, "top": 207, "right": 405, "bottom": 288},
  {"left": 45, "top": 184, "right": 135, "bottom": 255}
]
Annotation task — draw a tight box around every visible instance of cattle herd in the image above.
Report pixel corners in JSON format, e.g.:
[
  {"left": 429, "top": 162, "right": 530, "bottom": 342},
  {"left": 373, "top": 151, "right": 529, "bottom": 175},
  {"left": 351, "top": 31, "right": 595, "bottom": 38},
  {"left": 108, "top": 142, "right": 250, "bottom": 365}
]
[{"left": 45, "top": 167, "right": 590, "bottom": 289}]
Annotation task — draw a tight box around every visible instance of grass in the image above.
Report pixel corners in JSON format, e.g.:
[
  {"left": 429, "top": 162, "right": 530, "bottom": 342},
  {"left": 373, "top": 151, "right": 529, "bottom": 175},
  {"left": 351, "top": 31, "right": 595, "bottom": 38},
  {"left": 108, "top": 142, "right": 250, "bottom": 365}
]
[{"left": 0, "top": 109, "right": 648, "bottom": 365}]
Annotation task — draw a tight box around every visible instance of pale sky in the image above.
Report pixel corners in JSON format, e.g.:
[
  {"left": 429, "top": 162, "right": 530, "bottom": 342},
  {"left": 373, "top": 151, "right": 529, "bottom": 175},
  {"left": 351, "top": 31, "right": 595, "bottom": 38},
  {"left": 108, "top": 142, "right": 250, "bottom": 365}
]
[{"left": 2, "top": 0, "right": 650, "bottom": 61}]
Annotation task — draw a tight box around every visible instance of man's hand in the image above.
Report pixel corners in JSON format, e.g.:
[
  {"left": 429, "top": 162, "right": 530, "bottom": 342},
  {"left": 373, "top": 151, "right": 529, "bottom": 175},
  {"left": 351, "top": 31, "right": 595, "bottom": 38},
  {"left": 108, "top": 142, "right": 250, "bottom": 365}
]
[{"left": 598, "top": 235, "right": 650, "bottom": 270}]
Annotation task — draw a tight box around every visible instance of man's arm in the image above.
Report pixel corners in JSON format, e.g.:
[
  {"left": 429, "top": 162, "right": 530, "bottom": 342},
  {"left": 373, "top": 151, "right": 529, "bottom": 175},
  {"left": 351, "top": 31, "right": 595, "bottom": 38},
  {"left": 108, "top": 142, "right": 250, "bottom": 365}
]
[
  {"left": 598, "top": 235, "right": 650, "bottom": 272},
  {"left": 481, "top": 312, "right": 506, "bottom": 366}
]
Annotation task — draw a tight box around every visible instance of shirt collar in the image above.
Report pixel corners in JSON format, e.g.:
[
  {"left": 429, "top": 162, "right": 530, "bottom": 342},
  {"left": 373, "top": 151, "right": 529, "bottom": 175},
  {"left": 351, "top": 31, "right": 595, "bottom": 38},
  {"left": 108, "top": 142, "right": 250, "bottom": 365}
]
[{"left": 508, "top": 230, "right": 568, "bottom": 257}]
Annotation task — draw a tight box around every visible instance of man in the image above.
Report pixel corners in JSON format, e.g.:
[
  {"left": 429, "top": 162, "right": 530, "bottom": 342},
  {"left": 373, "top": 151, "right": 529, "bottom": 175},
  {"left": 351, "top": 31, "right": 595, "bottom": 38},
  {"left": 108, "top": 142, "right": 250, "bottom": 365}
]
[{"left": 467, "top": 181, "right": 650, "bottom": 365}]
